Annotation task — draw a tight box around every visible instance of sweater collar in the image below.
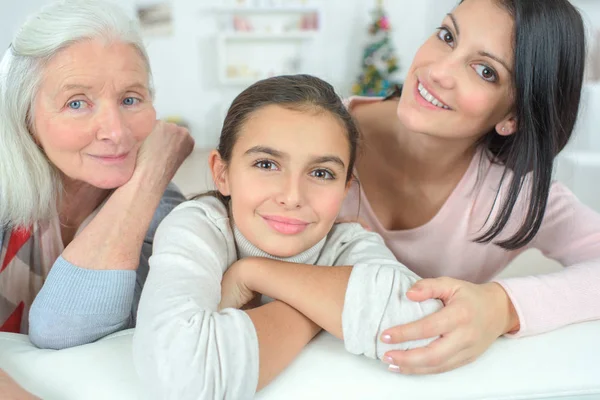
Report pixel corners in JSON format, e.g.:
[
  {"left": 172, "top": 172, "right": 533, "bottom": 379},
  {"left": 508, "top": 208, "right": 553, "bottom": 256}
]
[{"left": 233, "top": 225, "right": 325, "bottom": 265}]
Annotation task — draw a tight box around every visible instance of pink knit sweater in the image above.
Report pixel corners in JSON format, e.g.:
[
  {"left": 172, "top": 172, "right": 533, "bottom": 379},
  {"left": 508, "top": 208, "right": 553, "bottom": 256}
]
[{"left": 339, "top": 97, "right": 600, "bottom": 338}]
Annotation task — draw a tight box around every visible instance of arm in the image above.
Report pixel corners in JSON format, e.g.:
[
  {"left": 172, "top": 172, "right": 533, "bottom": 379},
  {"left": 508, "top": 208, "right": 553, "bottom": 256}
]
[
  {"left": 27, "top": 121, "right": 192, "bottom": 349},
  {"left": 0, "top": 369, "right": 39, "bottom": 400},
  {"left": 496, "top": 181, "right": 600, "bottom": 337},
  {"left": 28, "top": 184, "right": 185, "bottom": 349},
  {"left": 132, "top": 200, "right": 320, "bottom": 400},
  {"left": 230, "top": 224, "right": 443, "bottom": 360}
]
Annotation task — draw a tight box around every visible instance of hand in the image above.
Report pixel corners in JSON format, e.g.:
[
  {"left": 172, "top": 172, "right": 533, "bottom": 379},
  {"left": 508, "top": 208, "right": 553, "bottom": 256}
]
[
  {"left": 0, "top": 369, "right": 40, "bottom": 400},
  {"left": 218, "top": 259, "right": 257, "bottom": 311},
  {"left": 134, "top": 120, "right": 195, "bottom": 186},
  {"left": 380, "top": 278, "right": 520, "bottom": 374}
]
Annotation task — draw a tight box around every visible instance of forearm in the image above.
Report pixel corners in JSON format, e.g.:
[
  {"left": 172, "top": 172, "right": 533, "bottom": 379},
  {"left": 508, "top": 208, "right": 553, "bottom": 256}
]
[
  {"left": 0, "top": 369, "right": 39, "bottom": 400},
  {"left": 62, "top": 169, "right": 167, "bottom": 271},
  {"left": 29, "top": 257, "right": 136, "bottom": 349},
  {"left": 496, "top": 261, "right": 600, "bottom": 337},
  {"left": 243, "top": 258, "right": 444, "bottom": 359},
  {"left": 244, "top": 259, "right": 351, "bottom": 339},
  {"left": 246, "top": 300, "right": 321, "bottom": 391}
]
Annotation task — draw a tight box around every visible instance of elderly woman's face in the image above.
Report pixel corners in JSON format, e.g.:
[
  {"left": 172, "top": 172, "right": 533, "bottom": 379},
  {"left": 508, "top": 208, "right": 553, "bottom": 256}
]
[{"left": 33, "top": 39, "right": 156, "bottom": 189}]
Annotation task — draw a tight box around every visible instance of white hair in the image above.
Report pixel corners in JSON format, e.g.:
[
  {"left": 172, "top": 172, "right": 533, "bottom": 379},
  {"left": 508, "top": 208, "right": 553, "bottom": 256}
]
[{"left": 0, "top": 0, "right": 153, "bottom": 229}]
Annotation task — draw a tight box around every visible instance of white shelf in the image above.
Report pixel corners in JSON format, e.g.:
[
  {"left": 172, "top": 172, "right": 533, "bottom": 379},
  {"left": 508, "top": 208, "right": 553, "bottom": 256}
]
[
  {"left": 219, "top": 31, "right": 317, "bottom": 41},
  {"left": 210, "top": 6, "right": 320, "bottom": 14}
]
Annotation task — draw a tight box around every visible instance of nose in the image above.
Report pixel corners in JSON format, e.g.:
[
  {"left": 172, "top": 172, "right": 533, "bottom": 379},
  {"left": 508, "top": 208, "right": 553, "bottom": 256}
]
[
  {"left": 428, "top": 55, "right": 458, "bottom": 90},
  {"left": 95, "top": 104, "right": 130, "bottom": 144},
  {"left": 275, "top": 173, "right": 304, "bottom": 209}
]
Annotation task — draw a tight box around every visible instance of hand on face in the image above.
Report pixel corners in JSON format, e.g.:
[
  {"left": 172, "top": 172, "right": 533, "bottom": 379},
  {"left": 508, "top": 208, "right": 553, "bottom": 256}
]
[
  {"left": 133, "top": 120, "right": 194, "bottom": 187},
  {"left": 380, "top": 278, "right": 519, "bottom": 374}
]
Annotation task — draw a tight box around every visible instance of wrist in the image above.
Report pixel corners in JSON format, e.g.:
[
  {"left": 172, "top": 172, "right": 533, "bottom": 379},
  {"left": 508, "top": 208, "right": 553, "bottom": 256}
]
[
  {"left": 488, "top": 282, "right": 520, "bottom": 334},
  {"left": 239, "top": 257, "right": 267, "bottom": 293},
  {"left": 129, "top": 162, "right": 170, "bottom": 193}
]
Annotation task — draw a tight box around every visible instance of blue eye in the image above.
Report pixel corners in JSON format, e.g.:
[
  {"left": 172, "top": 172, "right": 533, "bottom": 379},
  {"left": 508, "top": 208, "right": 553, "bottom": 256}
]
[
  {"left": 123, "top": 97, "right": 139, "bottom": 106},
  {"left": 311, "top": 169, "right": 335, "bottom": 180},
  {"left": 254, "top": 160, "right": 278, "bottom": 170},
  {"left": 68, "top": 100, "right": 83, "bottom": 110}
]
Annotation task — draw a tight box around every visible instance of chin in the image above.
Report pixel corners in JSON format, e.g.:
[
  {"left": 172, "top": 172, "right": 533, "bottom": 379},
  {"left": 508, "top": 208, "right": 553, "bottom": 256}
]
[
  {"left": 257, "top": 237, "right": 313, "bottom": 258},
  {"left": 84, "top": 170, "right": 135, "bottom": 189}
]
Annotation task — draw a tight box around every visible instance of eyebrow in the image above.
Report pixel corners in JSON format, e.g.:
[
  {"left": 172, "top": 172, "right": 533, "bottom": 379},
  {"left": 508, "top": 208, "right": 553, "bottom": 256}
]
[
  {"left": 58, "top": 82, "right": 150, "bottom": 93},
  {"left": 448, "top": 13, "right": 460, "bottom": 36},
  {"left": 478, "top": 51, "right": 512, "bottom": 74},
  {"left": 59, "top": 84, "right": 93, "bottom": 92},
  {"left": 447, "top": 13, "right": 512, "bottom": 74},
  {"left": 244, "top": 146, "right": 346, "bottom": 169}
]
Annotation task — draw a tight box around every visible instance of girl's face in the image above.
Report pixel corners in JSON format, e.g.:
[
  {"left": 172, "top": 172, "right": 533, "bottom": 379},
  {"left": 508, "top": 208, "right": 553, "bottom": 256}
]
[
  {"left": 397, "top": 0, "right": 517, "bottom": 143},
  {"left": 211, "top": 105, "right": 352, "bottom": 258}
]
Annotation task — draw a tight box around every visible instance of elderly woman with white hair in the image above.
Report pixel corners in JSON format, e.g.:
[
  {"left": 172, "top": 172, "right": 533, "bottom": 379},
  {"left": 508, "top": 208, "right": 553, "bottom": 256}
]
[{"left": 0, "top": 0, "right": 194, "bottom": 357}]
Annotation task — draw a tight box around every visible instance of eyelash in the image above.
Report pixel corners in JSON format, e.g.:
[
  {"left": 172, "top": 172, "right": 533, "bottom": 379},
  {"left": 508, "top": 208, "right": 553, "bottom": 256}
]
[
  {"left": 253, "top": 159, "right": 336, "bottom": 180},
  {"left": 435, "top": 26, "right": 499, "bottom": 84},
  {"left": 65, "top": 96, "right": 141, "bottom": 111}
]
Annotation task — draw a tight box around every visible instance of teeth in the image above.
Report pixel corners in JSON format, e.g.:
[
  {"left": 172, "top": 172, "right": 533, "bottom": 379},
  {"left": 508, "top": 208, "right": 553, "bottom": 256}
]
[{"left": 418, "top": 82, "right": 450, "bottom": 109}]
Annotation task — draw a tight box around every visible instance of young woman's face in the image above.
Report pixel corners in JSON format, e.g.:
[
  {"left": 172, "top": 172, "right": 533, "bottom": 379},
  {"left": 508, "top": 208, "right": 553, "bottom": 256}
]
[
  {"left": 213, "top": 105, "right": 351, "bottom": 258},
  {"left": 397, "top": 0, "right": 516, "bottom": 142}
]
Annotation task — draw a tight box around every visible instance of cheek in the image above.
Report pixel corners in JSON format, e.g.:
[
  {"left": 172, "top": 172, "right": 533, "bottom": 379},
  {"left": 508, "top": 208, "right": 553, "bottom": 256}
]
[
  {"left": 128, "top": 107, "right": 157, "bottom": 142},
  {"left": 35, "top": 114, "right": 94, "bottom": 154},
  {"left": 456, "top": 88, "right": 497, "bottom": 119},
  {"left": 311, "top": 184, "right": 347, "bottom": 221}
]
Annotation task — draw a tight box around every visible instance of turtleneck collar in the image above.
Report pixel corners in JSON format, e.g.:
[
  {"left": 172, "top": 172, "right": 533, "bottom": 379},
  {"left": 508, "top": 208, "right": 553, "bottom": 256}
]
[{"left": 233, "top": 225, "right": 325, "bottom": 265}]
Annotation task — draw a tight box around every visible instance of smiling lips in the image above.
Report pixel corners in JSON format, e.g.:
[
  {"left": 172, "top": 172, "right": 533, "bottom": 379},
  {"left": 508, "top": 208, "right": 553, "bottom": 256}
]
[
  {"left": 90, "top": 152, "right": 129, "bottom": 164},
  {"left": 262, "top": 215, "right": 310, "bottom": 235}
]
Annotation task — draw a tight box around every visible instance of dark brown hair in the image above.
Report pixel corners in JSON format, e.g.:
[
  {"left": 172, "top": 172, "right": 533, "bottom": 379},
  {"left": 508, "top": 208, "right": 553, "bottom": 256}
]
[{"left": 386, "top": 0, "right": 585, "bottom": 250}]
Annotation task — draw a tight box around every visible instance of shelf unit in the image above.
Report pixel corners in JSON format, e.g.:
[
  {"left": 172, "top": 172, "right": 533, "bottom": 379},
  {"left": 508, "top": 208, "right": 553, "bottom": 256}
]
[{"left": 211, "top": 2, "right": 321, "bottom": 86}]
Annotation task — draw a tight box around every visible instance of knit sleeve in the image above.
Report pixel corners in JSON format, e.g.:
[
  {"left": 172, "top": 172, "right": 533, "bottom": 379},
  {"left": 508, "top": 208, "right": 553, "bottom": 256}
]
[
  {"left": 28, "top": 183, "right": 185, "bottom": 349},
  {"left": 496, "top": 182, "right": 600, "bottom": 337},
  {"left": 329, "top": 224, "right": 443, "bottom": 359},
  {"left": 132, "top": 198, "right": 259, "bottom": 400}
]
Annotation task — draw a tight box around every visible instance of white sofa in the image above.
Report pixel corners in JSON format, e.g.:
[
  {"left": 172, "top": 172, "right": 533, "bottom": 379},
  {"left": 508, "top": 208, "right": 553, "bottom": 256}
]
[{"left": 1, "top": 322, "right": 600, "bottom": 400}]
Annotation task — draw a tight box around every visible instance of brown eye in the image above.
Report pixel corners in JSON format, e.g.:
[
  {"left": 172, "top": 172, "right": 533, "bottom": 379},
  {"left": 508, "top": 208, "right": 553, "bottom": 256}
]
[
  {"left": 310, "top": 169, "right": 334, "bottom": 180},
  {"left": 473, "top": 64, "right": 498, "bottom": 83},
  {"left": 254, "top": 160, "right": 277, "bottom": 170},
  {"left": 436, "top": 27, "right": 454, "bottom": 47}
]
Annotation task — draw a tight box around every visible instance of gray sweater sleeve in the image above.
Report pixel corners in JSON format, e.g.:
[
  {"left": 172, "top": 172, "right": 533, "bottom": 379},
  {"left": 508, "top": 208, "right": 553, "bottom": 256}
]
[
  {"left": 28, "top": 183, "right": 185, "bottom": 350},
  {"left": 328, "top": 224, "right": 444, "bottom": 360},
  {"left": 133, "top": 198, "right": 259, "bottom": 400}
]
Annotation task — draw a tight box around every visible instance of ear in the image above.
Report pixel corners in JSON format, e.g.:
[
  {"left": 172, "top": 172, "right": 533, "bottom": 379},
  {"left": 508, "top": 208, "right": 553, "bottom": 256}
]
[
  {"left": 208, "top": 150, "right": 231, "bottom": 196},
  {"left": 495, "top": 114, "right": 517, "bottom": 137}
]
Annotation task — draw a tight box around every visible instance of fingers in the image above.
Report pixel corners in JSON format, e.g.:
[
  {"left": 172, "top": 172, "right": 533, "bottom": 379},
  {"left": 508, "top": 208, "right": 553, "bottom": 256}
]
[
  {"left": 381, "top": 305, "right": 459, "bottom": 344},
  {"left": 383, "top": 329, "right": 472, "bottom": 373},
  {"left": 405, "top": 277, "right": 459, "bottom": 303}
]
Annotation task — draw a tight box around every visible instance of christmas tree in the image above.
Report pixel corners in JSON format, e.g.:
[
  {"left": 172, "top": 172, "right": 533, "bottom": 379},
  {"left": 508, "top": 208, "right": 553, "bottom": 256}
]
[{"left": 352, "top": 0, "right": 400, "bottom": 96}]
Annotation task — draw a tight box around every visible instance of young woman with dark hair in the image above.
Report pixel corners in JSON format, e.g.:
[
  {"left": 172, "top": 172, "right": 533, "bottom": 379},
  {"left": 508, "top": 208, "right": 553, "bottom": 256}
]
[{"left": 339, "top": 0, "right": 597, "bottom": 375}]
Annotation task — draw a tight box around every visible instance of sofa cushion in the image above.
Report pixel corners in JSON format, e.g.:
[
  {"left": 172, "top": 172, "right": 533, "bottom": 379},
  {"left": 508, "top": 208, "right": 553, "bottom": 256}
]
[{"left": 1, "top": 321, "right": 600, "bottom": 400}]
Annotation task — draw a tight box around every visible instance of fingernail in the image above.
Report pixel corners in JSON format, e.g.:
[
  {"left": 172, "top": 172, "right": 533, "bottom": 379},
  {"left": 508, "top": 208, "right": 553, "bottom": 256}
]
[
  {"left": 388, "top": 365, "right": 401, "bottom": 373},
  {"left": 408, "top": 287, "right": 421, "bottom": 293},
  {"left": 383, "top": 356, "right": 394, "bottom": 365},
  {"left": 381, "top": 334, "right": 392, "bottom": 343}
]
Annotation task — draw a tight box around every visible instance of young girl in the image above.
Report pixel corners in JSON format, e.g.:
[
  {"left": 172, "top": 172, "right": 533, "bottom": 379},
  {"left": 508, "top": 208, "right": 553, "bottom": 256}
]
[
  {"left": 133, "top": 75, "right": 442, "bottom": 399},
  {"left": 338, "top": 0, "right": 599, "bottom": 375}
]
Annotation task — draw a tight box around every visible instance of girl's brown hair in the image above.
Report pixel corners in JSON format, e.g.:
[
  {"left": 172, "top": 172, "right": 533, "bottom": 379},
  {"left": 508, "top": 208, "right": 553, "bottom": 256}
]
[{"left": 197, "top": 74, "right": 360, "bottom": 204}]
